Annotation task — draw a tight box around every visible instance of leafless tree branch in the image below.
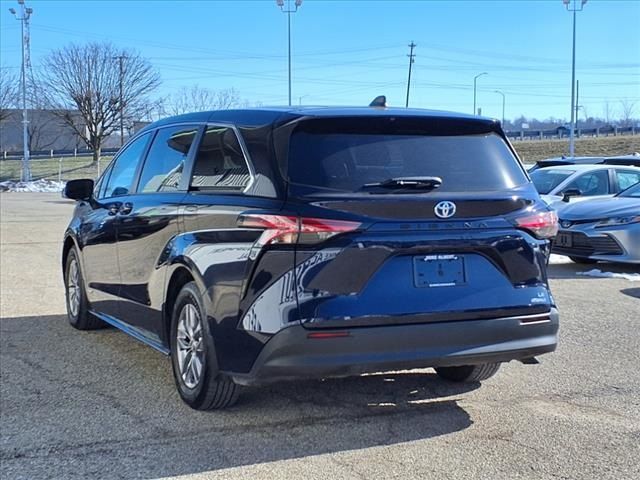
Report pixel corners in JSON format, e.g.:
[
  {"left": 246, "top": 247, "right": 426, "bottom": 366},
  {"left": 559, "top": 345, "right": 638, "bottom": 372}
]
[{"left": 39, "top": 42, "right": 160, "bottom": 163}]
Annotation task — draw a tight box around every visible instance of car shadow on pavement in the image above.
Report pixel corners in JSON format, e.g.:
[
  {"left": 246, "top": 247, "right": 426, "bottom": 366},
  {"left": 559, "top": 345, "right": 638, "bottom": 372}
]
[
  {"left": 620, "top": 287, "right": 640, "bottom": 299},
  {"left": 0, "top": 314, "right": 476, "bottom": 480},
  {"left": 547, "top": 261, "right": 640, "bottom": 279}
]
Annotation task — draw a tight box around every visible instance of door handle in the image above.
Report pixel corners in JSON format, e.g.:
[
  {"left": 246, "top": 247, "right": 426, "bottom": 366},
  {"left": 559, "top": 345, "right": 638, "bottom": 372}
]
[
  {"left": 107, "top": 203, "right": 121, "bottom": 216},
  {"left": 119, "top": 202, "right": 133, "bottom": 215}
]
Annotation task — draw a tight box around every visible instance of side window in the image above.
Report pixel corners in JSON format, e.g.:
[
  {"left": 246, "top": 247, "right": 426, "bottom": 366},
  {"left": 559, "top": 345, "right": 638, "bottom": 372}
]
[
  {"left": 137, "top": 125, "right": 198, "bottom": 193},
  {"left": 565, "top": 170, "right": 610, "bottom": 196},
  {"left": 616, "top": 170, "right": 640, "bottom": 191},
  {"left": 93, "top": 161, "right": 112, "bottom": 199},
  {"left": 103, "top": 133, "right": 151, "bottom": 198},
  {"left": 190, "top": 127, "right": 251, "bottom": 191}
]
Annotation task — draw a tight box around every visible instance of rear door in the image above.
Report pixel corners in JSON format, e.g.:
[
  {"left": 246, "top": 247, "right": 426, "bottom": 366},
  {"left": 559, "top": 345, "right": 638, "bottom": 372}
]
[
  {"left": 115, "top": 124, "right": 199, "bottom": 341},
  {"left": 282, "top": 117, "right": 555, "bottom": 328}
]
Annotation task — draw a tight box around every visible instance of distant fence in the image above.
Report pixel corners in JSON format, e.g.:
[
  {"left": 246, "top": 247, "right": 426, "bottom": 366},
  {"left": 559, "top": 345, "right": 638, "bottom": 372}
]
[
  {"left": 0, "top": 155, "right": 115, "bottom": 183},
  {"left": 506, "top": 125, "right": 637, "bottom": 141},
  {"left": 1, "top": 147, "right": 120, "bottom": 161}
]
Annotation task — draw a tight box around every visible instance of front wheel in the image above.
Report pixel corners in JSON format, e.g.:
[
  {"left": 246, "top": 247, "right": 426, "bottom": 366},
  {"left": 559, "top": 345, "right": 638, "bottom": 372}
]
[
  {"left": 65, "top": 248, "right": 103, "bottom": 330},
  {"left": 435, "top": 363, "right": 501, "bottom": 382},
  {"left": 170, "top": 282, "right": 239, "bottom": 410}
]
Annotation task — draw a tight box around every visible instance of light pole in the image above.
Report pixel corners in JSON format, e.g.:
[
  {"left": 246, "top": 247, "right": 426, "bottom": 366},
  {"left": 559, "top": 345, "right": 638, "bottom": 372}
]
[
  {"left": 563, "top": 0, "right": 587, "bottom": 157},
  {"left": 494, "top": 90, "right": 506, "bottom": 126},
  {"left": 276, "top": 0, "right": 302, "bottom": 106},
  {"left": 9, "top": 0, "right": 33, "bottom": 182},
  {"left": 473, "top": 72, "right": 487, "bottom": 116},
  {"left": 113, "top": 55, "right": 127, "bottom": 147}
]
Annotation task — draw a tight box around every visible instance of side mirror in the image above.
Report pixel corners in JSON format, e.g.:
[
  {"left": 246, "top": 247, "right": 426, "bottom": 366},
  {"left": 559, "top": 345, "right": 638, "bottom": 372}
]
[
  {"left": 64, "top": 179, "right": 94, "bottom": 201},
  {"left": 562, "top": 188, "right": 582, "bottom": 202}
]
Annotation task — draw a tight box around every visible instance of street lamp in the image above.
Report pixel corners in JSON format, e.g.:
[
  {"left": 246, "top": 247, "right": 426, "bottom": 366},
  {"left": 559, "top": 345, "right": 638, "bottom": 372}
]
[
  {"left": 473, "top": 72, "right": 487, "bottom": 116},
  {"left": 563, "top": 0, "right": 587, "bottom": 157},
  {"left": 9, "top": 0, "right": 33, "bottom": 182},
  {"left": 276, "top": 0, "right": 303, "bottom": 106},
  {"left": 494, "top": 90, "right": 506, "bottom": 126}
]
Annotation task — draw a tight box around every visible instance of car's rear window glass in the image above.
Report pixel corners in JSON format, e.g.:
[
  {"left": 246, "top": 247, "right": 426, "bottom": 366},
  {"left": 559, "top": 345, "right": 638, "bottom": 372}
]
[
  {"left": 287, "top": 126, "right": 527, "bottom": 194},
  {"left": 530, "top": 169, "right": 575, "bottom": 194}
]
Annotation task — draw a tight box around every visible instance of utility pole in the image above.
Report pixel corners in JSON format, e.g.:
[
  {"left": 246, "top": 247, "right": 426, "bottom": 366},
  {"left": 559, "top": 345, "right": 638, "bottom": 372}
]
[
  {"left": 9, "top": 0, "right": 33, "bottom": 182},
  {"left": 276, "top": 0, "right": 302, "bottom": 106},
  {"left": 405, "top": 41, "right": 416, "bottom": 108},
  {"left": 113, "top": 54, "right": 127, "bottom": 147},
  {"left": 563, "top": 0, "right": 587, "bottom": 157}
]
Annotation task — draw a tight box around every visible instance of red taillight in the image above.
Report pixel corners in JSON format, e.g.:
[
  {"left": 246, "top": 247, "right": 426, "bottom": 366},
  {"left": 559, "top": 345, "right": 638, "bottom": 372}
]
[
  {"left": 237, "top": 214, "right": 361, "bottom": 247},
  {"left": 307, "top": 331, "right": 351, "bottom": 339},
  {"left": 515, "top": 210, "right": 559, "bottom": 239}
]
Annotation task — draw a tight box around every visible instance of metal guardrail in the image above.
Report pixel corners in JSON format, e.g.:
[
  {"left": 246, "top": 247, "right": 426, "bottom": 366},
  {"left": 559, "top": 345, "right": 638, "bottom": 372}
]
[{"left": 506, "top": 125, "right": 637, "bottom": 141}]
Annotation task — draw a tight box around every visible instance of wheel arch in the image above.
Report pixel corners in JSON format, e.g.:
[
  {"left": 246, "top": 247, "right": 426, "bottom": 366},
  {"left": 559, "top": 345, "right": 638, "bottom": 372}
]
[
  {"left": 62, "top": 233, "right": 79, "bottom": 276},
  {"left": 163, "top": 265, "right": 196, "bottom": 349}
]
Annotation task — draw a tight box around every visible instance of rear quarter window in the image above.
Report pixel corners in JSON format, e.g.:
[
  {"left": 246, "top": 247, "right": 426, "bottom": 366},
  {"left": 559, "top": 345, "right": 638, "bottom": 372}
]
[{"left": 287, "top": 126, "right": 527, "bottom": 195}]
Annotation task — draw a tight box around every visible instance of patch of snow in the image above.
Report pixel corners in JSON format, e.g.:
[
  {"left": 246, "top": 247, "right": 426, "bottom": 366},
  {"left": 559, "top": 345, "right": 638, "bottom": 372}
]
[
  {"left": 549, "top": 254, "right": 573, "bottom": 265},
  {"left": 577, "top": 269, "right": 640, "bottom": 282},
  {"left": 0, "top": 179, "right": 65, "bottom": 193}
]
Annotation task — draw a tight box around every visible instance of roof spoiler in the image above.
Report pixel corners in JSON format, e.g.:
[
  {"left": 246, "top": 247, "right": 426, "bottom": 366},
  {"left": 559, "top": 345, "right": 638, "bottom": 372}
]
[{"left": 369, "top": 95, "right": 387, "bottom": 108}]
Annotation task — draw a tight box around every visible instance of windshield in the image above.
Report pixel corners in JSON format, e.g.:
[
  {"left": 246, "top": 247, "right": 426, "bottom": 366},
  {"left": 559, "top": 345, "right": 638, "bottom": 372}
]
[
  {"left": 530, "top": 169, "right": 575, "bottom": 194},
  {"left": 619, "top": 182, "right": 640, "bottom": 198},
  {"left": 287, "top": 129, "right": 528, "bottom": 195}
]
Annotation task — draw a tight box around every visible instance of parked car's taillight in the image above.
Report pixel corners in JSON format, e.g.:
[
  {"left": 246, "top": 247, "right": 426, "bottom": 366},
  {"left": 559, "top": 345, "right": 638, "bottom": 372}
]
[
  {"left": 514, "top": 210, "right": 559, "bottom": 239},
  {"left": 238, "top": 214, "right": 361, "bottom": 247}
]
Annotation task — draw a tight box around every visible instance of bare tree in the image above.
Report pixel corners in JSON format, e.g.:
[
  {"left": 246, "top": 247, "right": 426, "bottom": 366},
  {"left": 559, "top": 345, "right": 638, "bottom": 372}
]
[
  {"left": 40, "top": 42, "right": 160, "bottom": 163},
  {"left": 0, "top": 68, "right": 18, "bottom": 122},
  {"left": 619, "top": 99, "right": 637, "bottom": 127},
  {"left": 166, "top": 86, "right": 242, "bottom": 116}
]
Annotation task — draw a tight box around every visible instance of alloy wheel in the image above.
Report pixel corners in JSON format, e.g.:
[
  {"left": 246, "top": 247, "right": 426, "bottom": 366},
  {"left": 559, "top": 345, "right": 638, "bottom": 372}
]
[
  {"left": 176, "top": 303, "right": 205, "bottom": 389},
  {"left": 67, "top": 258, "right": 80, "bottom": 318}
]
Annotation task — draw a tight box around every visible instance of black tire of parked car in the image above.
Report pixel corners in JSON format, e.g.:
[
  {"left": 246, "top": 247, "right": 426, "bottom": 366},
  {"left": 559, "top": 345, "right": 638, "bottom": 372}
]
[
  {"left": 170, "top": 282, "right": 239, "bottom": 410},
  {"left": 435, "top": 363, "right": 501, "bottom": 382},
  {"left": 569, "top": 256, "right": 598, "bottom": 264},
  {"left": 64, "top": 248, "right": 104, "bottom": 330}
]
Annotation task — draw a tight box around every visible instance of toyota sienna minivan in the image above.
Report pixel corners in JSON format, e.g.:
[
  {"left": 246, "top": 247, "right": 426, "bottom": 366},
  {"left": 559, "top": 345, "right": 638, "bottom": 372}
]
[{"left": 62, "top": 106, "right": 559, "bottom": 410}]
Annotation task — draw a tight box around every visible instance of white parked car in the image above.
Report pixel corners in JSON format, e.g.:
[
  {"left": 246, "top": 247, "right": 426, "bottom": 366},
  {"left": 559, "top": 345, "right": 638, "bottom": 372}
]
[{"left": 529, "top": 164, "right": 640, "bottom": 211}]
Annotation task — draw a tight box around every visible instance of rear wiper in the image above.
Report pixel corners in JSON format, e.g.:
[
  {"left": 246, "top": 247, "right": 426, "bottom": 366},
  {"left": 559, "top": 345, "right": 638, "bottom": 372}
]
[{"left": 361, "top": 176, "right": 442, "bottom": 191}]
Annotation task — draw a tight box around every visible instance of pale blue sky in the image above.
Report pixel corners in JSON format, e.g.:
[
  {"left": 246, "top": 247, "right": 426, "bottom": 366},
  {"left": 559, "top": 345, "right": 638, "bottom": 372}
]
[{"left": 1, "top": 0, "right": 639, "bottom": 122}]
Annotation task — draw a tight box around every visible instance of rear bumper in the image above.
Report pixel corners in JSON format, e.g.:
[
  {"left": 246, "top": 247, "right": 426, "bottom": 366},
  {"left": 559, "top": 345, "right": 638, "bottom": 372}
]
[{"left": 229, "top": 308, "right": 559, "bottom": 386}]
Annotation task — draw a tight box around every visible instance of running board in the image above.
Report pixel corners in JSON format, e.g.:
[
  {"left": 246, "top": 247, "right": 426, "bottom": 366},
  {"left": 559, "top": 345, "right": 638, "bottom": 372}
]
[{"left": 90, "top": 310, "right": 171, "bottom": 356}]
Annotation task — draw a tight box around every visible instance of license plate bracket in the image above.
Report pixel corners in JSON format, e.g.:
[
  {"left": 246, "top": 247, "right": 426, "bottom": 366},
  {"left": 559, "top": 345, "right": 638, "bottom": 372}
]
[
  {"left": 555, "top": 231, "right": 573, "bottom": 248},
  {"left": 414, "top": 254, "right": 466, "bottom": 288}
]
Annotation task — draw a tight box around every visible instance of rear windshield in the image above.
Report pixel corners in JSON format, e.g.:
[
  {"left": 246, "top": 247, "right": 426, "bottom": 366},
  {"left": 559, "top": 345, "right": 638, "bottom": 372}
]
[
  {"left": 530, "top": 169, "right": 575, "bottom": 194},
  {"left": 287, "top": 126, "right": 528, "bottom": 194}
]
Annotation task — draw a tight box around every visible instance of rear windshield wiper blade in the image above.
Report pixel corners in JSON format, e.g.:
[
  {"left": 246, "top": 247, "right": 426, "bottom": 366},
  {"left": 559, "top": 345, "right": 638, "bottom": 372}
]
[{"left": 361, "top": 176, "right": 443, "bottom": 190}]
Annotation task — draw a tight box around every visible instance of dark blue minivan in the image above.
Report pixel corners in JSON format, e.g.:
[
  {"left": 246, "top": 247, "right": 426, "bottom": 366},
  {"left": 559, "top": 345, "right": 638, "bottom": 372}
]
[{"left": 63, "top": 107, "right": 559, "bottom": 410}]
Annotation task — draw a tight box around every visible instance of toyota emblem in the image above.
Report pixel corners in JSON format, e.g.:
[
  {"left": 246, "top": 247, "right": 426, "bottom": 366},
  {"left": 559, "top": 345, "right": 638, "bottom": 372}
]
[{"left": 434, "top": 201, "right": 457, "bottom": 219}]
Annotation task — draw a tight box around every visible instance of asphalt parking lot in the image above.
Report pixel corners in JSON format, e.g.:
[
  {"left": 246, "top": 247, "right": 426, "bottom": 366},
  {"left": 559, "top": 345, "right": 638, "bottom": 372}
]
[{"left": 1, "top": 192, "right": 639, "bottom": 480}]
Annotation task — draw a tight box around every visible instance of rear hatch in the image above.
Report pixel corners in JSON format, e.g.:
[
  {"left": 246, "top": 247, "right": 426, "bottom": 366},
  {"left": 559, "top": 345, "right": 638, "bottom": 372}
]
[{"left": 281, "top": 116, "right": 557, "bottom": 328}]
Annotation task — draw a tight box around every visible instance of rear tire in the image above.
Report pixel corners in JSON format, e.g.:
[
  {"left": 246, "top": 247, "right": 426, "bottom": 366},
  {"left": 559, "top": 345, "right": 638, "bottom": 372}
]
[
  {"left": 569, "top": 256, "right": 597, "bottom": 264},
  {"left": 170, "top": 282, "right": 239, "bottom": 410},
  {"left": 435, "top": 363, "right": 501, "bottom": 382},
  {"left": 64, "top": 248, "right": 103, "bottom": 330}
]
